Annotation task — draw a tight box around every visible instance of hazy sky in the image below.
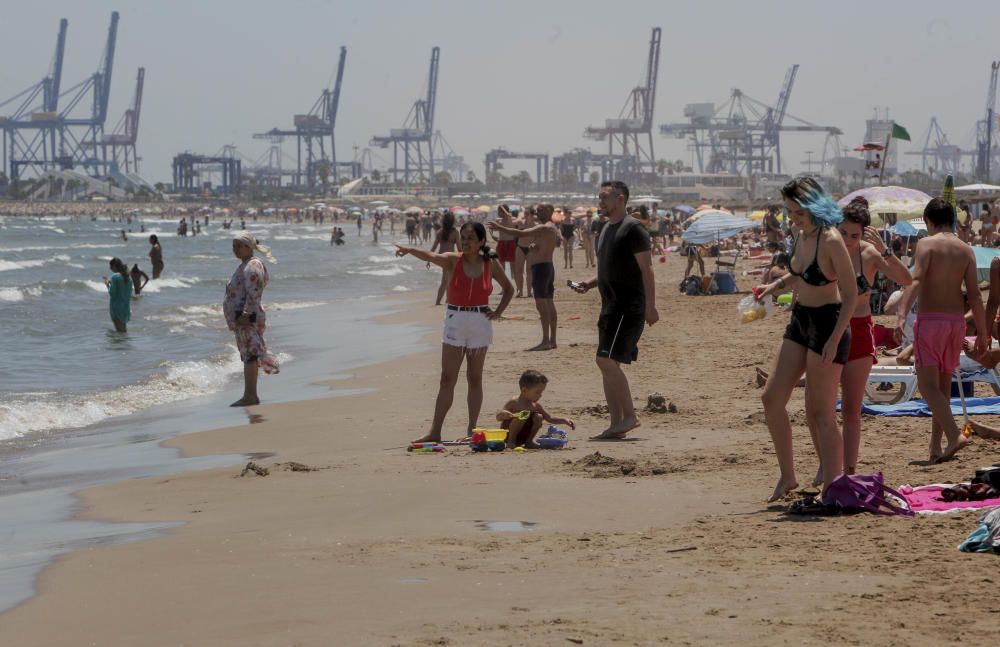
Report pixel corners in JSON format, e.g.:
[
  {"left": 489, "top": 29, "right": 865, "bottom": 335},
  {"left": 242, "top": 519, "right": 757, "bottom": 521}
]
[{"left": 3, "top": 0, "right": 1000, "bottom": 183}]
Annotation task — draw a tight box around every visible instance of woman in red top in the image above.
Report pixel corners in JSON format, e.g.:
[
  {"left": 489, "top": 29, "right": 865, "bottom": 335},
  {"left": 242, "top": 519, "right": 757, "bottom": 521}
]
[{"left": 396, "top": 222, "right": 514, "bottom": 442}]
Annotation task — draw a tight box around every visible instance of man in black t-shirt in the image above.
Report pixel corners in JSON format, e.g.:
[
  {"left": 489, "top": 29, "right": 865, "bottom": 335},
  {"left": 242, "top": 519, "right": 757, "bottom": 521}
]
[{"left": 572, "top": 181, "right": 658, "bottom": 440}]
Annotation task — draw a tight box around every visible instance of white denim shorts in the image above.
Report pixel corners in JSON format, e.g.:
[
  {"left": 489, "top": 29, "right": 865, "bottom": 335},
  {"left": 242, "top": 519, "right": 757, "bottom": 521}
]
[{"left": 443, "top": 309, "right": 493, "bottom": 349}]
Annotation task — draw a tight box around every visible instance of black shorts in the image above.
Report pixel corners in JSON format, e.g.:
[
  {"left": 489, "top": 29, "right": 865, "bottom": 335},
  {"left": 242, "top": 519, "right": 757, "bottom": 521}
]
[
  {"left": 531, "top": 262, "right": 555, "bottom": 299},
  {"left": 597, "top": 312, "right": 645, "bottom": 364},
  {"left": 783, "top": 303, "right": 851, "bottom": 365}
]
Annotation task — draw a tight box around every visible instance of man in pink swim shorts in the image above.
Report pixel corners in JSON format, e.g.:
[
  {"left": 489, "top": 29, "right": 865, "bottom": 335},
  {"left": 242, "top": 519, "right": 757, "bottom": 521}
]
[
  {"left": 897, "top": 198, "right": 990, "bottom": 463},
  {"left": 913, "top": 313, "right": 966, "bottom": 375}
]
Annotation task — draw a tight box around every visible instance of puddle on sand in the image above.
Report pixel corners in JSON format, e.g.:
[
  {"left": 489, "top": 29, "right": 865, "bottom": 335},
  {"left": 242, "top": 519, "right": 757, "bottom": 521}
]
[
  {"left": 474, "top": 520, "right": 538, "bottom": 532},
  {"left": 245, "top": 452, "right": 276, "bottom": 460},
  {"left": 247, "top": 413, "right": 267, "bottom": 425},
  {"left": 399, "top": 577, "right": 429, "bottom": 584}
]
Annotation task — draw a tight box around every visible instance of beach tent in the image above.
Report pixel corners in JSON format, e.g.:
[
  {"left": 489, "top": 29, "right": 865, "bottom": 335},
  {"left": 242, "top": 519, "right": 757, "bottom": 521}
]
[
  {"left": 681, "top": 211, "right": 755, "bottom": 244},
  {"left": 955, "top": 183, "right": 1000, "bottom": 199},
  {"left": 973, "top": 246, "right": 1000, "bottom": 282}
]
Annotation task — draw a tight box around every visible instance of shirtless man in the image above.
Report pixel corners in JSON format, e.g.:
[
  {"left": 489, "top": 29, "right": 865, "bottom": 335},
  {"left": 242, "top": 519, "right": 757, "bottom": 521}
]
[
  {"left": 896, "top": 197, "right": 989, "bottom": 463},
  {"left": 490, "top": 205, "right": 518, "bottom": 283},
  {"left": 489, "top": 203, "right": 560, "bottom": 350}
]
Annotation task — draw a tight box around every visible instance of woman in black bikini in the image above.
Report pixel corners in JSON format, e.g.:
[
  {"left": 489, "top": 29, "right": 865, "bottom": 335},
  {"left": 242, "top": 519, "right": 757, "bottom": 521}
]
[{"left": 755, "top": 177, "right": 858, "bottom": 503}]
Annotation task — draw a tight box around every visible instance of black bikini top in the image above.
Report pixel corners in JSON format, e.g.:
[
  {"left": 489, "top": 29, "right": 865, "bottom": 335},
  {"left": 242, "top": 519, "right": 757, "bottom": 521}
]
[{"left": 788, "top": 230, "right": 832, "bottom": 286}]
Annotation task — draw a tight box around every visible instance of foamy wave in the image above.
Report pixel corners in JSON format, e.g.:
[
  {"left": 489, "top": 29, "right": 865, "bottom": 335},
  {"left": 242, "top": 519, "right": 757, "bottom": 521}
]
[
  {"left": 137, "top": 277, "right": 200, "bottom": 293},
  {"left": 178, "top": 304, "right": 222, "bottom": 317},
  {"left": 392, "top": 285, "right": 409, "bottom": 292},
  {"left": 268, "top": 301, "right": 324, "bottom": 311},
  {"left": 367, "top": 255, "right": 403, "bottom": 264},
  {"left": 0, "top": 348, "right": 264, "bottom": 440},
  {"left": 0, "top": 286, "right": 41, "bottom": 302},
  {"left": 348, "top": 266, "right": 406, "bottom": 277},
  {"left": 54, "top": 254, "right": 71, "bottom": 262},
  {"left": 0, "top": 259, "right": 47, "bottom": 272}
]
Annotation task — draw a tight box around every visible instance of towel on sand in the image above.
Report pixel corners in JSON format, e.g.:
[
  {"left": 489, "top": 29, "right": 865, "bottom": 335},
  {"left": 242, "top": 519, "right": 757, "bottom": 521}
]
[
  {"left": 899, "top": 484, "right": 1000, "bottom": 514},
  {"left": 858, "top": 396, "right": 1000, "bottom": 417}
]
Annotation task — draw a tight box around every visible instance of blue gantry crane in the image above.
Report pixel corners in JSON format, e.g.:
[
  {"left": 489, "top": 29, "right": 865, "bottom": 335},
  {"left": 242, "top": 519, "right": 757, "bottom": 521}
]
[
  {"left": 370, "top": 47, "right": 441, "bottom": 184},
  {"left": 0, "top": 12, "right": 124, "bottom": 180},
  {"left": 975, "top": 61, "right": 1000, "bottom": 182},
  {"left": 252, "top": 46, "right": 355, "bottom": 189},
  {"left": 583, "top": 27, "right": 661, "bottom": 182},
  {"left": 0, "top": 18, "right": 68, "bottom": 178}
]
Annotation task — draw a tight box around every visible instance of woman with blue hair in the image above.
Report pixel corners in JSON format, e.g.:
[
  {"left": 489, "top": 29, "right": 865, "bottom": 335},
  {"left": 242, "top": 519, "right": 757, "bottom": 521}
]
[{"left": 754, "top": 177, "right": 858, "bottom": 503}]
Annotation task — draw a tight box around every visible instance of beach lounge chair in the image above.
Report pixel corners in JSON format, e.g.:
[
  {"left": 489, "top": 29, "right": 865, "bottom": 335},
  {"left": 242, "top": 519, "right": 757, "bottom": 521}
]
[{"left": 864, "top": 356, "right": 1000, "bottom": 405}]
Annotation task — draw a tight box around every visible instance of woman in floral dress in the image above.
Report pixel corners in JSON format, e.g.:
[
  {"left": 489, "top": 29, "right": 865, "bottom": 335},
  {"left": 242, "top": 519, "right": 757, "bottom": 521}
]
[{"left": 224, "top": 232, "right": 279, "bottom": 406}]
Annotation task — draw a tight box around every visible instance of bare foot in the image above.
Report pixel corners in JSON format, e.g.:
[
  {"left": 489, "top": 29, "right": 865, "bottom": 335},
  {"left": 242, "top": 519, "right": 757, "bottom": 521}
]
[
  {"left": 527, "top": 342, "right": 556, "bottom": 351},
  {"left": 411, "top": 433, "right": 442, "bottom": 443},
  {"left": 230, "top": 397, "right": 260, "bottom": 407},
  {"left": 970, "top": 420, "right": 1000, "bottom": 440},
  {"left": 755, "top": 367, "right": 767, "bottom": 388},
  {"left": 590, "top": 416, "right": 642, "bottom": 440},
  {"left": 811, "top": 465, "right": 823, "bottom": 488},
  {"left": 934, "top": 436, "right": 970, "bottom": 463},
  {"left": 768, "top": 478, "right": 800, "bottom": 503}
]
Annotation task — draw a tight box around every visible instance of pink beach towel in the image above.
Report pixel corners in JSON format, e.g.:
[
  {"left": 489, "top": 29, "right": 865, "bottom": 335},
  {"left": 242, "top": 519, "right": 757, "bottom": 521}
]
[{"left": 899, "top": 484, "right": 1000, "bottom": 514}]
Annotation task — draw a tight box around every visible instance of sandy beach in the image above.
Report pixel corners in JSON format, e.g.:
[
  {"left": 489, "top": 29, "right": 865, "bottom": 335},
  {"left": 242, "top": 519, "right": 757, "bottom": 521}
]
[{"left": 2, "top": 253, "right": 1000, "bottom": 646}]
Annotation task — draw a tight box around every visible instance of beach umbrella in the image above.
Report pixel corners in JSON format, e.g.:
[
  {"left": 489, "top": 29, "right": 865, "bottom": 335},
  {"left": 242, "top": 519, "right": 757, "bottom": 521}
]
[
  {"left": 672, "top": 204, "right": 696, "bottom": 215},
  {"left": 748, "top": 209, "right": 768, "bottom": 221},
  {"left": 695, "top": 203, "right": 713, "bottom": 212},
  {"left": 452, "top": 208, "right": 470, "bottom": 216},
  {"left": 888, "top": 220, "right": 920, "bottom": 236},
  {"left": 837, "top": 186, "right": 931, "bottom": 217},
  {"left": 681, "top": 211, "right": 755, "bottom": 244},
  {"left": 368, "top": 200, "right": 390, "bottom": 207},
  {"left": 404, "top": 206, "right": 422, "bottom": 214},
  {"left": 475, "top": 205, "right": 491, "bottom": 213}
]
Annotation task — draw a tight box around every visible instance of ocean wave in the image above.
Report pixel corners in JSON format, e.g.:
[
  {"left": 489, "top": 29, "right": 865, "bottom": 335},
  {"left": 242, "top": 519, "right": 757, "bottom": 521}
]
[
  {"left": 348, "top": 265, "right": 406, "bottom": 277},
  {"left": 134, "top": 277, "right": 201, "bottom": 293},
  {"left": 367, "top": 255, "right": 403, "bottom": 264},
  {"left": 0, "top": 286, "right": 41, "bottom": 301},
  {"left": 0, "top": 347, "right": 292, "bottom": 440},
  {"left": 268, "top": 301, "right": 325, "bottom": 311},
  {"left": 0, "top": 259, "right": 48, "bottom": 272},
  {"left": 392, "top": 285, "right": 409, "bottom": 292}
]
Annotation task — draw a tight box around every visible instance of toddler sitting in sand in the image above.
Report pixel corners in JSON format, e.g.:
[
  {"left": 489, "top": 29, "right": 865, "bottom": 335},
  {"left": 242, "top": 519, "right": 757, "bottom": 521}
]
[{"left": 496, "top": 370, "right": 575, "bottom": 448}]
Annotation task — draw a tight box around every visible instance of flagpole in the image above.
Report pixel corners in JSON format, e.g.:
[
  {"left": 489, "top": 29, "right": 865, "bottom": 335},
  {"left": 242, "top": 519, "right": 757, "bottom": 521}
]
[{"left": 878, "top": 123, "right": 892, "bottom": 186}]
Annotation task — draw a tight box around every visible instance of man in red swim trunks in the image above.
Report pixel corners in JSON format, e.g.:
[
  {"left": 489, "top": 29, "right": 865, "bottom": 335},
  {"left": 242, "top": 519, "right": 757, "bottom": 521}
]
[{"left": 896, "top": 198, "right": 990, "bottom": 463}]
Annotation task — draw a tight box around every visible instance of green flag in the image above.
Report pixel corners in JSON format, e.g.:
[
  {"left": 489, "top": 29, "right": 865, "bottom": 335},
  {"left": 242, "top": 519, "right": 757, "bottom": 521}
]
[{"left": 891, "top": 122, "right": 911, "bottom": 141}]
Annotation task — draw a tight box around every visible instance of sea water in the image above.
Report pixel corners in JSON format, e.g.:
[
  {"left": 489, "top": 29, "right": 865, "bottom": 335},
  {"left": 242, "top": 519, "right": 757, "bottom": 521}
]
[{"left": 0, "top": 213, "right": 437, "bottom": 444}]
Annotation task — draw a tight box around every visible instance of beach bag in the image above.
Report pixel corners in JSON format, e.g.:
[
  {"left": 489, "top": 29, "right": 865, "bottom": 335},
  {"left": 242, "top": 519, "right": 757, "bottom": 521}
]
[
  {"left": 679, "top": 276, "right": 701, "bottom": 296},
  {"left": 821, "top": 473, "right": 913, "bottom": 516}
]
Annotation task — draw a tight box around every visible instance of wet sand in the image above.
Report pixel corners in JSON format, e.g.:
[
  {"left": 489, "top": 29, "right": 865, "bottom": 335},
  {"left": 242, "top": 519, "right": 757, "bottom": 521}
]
[{"left": 2, "top": 254, "right": 999, "bottom": 646}]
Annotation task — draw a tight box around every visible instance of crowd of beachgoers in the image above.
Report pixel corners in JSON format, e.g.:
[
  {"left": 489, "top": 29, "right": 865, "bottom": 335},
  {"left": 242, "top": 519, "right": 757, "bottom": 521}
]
[{"left": 5, "top": 178, "right": 1000, "bottom": 516}]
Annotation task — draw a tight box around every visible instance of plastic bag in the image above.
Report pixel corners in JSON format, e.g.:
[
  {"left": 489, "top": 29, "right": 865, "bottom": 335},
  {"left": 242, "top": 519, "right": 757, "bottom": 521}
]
[{"left": 738, "top": 294, "right": 771, "bottom": 324}]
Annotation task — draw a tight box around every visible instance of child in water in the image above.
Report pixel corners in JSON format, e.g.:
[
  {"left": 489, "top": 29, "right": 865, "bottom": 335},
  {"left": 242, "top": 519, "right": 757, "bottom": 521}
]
[{"left": 496, "top": 370, "right": 575, "bottom": 448}]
